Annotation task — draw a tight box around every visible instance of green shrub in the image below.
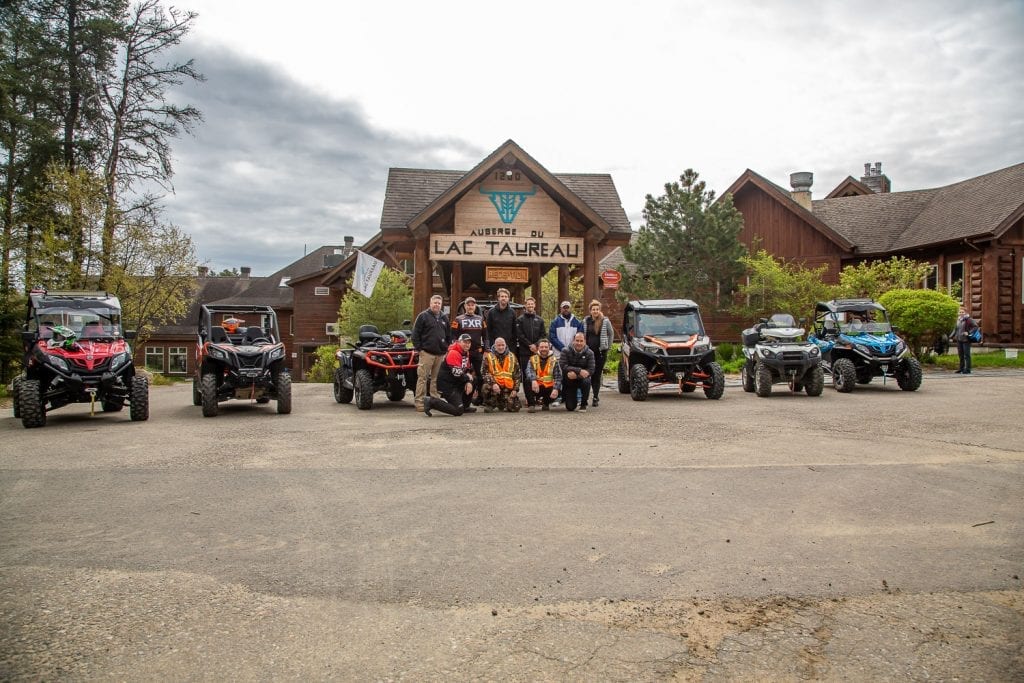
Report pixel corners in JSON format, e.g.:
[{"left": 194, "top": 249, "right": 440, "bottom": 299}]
[
  {"left": 716, "top": 342, "right": 737, "bottom": 363},
  {"left": 306, "top": 344, "right": 340, "bottom": 383},
  {"left": 603, "top": 344, "right": 621, "bottom": 376},
  {"left": 878, "top": 289, "right": 959, "bottom": 357}
]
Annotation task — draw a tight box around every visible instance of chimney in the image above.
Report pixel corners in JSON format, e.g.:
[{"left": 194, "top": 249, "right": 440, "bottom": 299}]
[
  {"left": 859, "top": 161, "right": 891, "bottom": 193},
  {"left": 240, "top": 266, "right": 251, "bottom": 279},
  {"left": 198, "top": 265, "right": 209, "bottom": 278},
  {"left": 344, "top": 235, "right": 354, "bottom": 257},
  {"left": 789, "top": 172, "right": 813, "bottom": 210}
]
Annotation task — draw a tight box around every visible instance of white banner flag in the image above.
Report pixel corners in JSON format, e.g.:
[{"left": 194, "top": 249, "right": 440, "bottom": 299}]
[{"left": 353, "top": 250, "right": 385, "bottom": 298}]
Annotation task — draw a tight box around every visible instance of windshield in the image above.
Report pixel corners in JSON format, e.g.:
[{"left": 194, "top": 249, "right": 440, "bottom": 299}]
[
  {"left": 636, "top": 311, "right": 703, "bottom": 337},
  {"left": 834, "top": 311, "right": 891, "bottom": 336},
  {"left": 31, "top": 306, "right": 122, "bottom": 339}
]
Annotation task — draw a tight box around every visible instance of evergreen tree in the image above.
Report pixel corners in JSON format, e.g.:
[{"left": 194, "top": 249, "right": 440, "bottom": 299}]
[{"left": 619, "top": 169, "right": 746, "bottom": 309}]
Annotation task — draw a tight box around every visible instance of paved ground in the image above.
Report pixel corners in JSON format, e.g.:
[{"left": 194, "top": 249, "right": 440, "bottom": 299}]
[{"left": 1, "top": 370, "right": 1022, "bottom": 681}]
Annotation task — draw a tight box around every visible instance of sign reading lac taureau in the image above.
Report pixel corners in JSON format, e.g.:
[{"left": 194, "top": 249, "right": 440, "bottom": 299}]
[{"left": 432, "top": 175, "right": 585, "bottom": 264}]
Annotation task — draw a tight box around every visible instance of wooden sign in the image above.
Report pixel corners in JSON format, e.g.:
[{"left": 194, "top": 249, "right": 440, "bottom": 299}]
[
  {"left": 601, "top": 269, "right": 622, "bottom": 289},
  {"left": 430, "top": 236, "right": 583, "bottom": 264},
  {"left": 486, "top": 266, "right": 530, "bottom": 284}
]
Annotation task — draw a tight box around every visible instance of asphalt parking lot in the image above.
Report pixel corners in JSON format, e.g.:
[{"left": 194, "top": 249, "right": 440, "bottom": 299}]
[{"left": 1, "top": 369, "right": 1022, "bottom": 680}]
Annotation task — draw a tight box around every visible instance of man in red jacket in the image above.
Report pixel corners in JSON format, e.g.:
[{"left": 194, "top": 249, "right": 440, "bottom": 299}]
[{"left": 424, "top": 334, "right": 477, "bottom": 417}]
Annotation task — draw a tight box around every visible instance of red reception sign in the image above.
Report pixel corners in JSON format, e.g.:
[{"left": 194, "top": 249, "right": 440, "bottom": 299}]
[{"left": 601, "top": 269, "right": 622, "bottom": 289}]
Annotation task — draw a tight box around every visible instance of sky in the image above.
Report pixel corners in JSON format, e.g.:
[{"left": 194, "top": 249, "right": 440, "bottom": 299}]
[{"left": 160, "top": 0, "right": 1024, "bottom": 275}]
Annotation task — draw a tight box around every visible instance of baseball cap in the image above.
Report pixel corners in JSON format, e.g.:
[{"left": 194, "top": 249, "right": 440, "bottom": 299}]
[
  {"left": 560, "top": 300, "right": 571, "bottom": 308},
  {"left": 458, "top": 333, "right": 473, "bottom": 342},
  {"left": 464, "top": 296, "right": 476, "bottom": 304}
]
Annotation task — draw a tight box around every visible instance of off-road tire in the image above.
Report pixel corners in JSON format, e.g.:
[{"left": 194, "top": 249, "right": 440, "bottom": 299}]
[
  {"left": 804, "top": 365, "right": 825, "bottom": 396},
  {"left": 201, "top": 373, "right": 219, "bottom": 417},
  {"left": 334, "top": 368, "right": 353, "bottom": 403},
  {"left": 386, "top": 384, "right": 405, "bottom": 402},
  {"left": 129, "top": 375, "right": 149, "bottom": 421},
  {"left": 20, "top": 379, "right": 45, "bottom": 428},
  {"left": 833, "top": 358, "right": 857, "bottom": 393},
  {"left": 896, "top": 357, "right": 923, "bottom": 392},
  {"left": 102, "top": 396, "right": 124, "bottom": 412},
  {"left": 702, "top": 362, "right": 725, "bottom": 400},
  {"left": 12, "top": 376, "right": 22, "bottom": 418},
  {"left": 617, "top": 360, "right": 630, "bottom": 394},
  {"left": 755, "top": 361, "right": 773, "bottom": 397},
  {"left": 741, "top": 363, "right": 755, "bottom": 393},
  {"left": 192, "top": 379, "right": 202, "bottom": 406},
  {"left": 681, "top": 382, "right": 697, "bottom": 393},
  {"left": 629, "top": 363, "right": 649, "bottom": 401},
  {"left": 276, "top": 372, "right": 292, "bottom": 414},
  {"left": 354, "top": 369, "right": 374, "bottom": 410},
  {"left": 856, "top": 367, "right": 873, "bottom": 384},
  {"left": 791, "top": 381, "right": 804, "bottom": 393}
]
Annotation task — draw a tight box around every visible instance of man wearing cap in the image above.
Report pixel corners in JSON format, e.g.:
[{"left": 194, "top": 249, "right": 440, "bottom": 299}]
[
  {"left": 452, "top": 296, "right": 486, "bottom": 403},
  {"left": 424, "top": 333, "right": 477, "bottom": 417},
  {"left": 481, "top": 337, "right": 521, "bottom": 412},
  {"left": 549, "top": 300, "right": 585, "bottom": 353}
]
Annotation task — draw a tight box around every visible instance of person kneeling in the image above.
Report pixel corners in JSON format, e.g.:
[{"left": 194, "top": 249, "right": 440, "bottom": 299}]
[
  {"left": 424, "top": 334, "right": 477, "bottom": 417},
  {"left": 559, "top": 332, "right": 595, "bottom": 412},
  {"left": 481, "top": 337, "right": 522, "bottom": 413},
  {"left": 526, "top": 339, "right": 562, "bottom": 413}
]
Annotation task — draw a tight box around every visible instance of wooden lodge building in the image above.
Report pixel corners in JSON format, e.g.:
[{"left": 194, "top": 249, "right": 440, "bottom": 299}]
[
  {"left": 142, "top": 140, "right": 633, "bottom": 379},
  {"left": 723, "top": 161, "right": 1024, "bottom": 345}
]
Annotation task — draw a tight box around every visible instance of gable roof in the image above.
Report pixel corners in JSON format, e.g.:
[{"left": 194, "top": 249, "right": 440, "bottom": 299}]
[
  {"left": 156, "top": 275, "right": 261, "bottom": 337},
  {"left": 826, "top": 176, "right": 874, "bottom": 198},
  {"left": 813, "top": 162, "right": 1024, "bottom": 254},
  {"left": 724, "top": 169, "right": 856, "bottom": 251},
  {"left": 380, "top": 140, "right": 632, "bottom": 239}
]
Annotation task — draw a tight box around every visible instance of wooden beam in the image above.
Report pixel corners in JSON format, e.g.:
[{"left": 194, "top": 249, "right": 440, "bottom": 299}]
[
  {"left": 530, "top": 264, "right": 542, "bottom": 312},
  {"left": 451, "top": 262, "right": 463, "bottom": 310},
  {"left": 558, "top": 265, "right": 569, "bottom": 305},
  {"left": 414, "top": 237, "right": 431, "bottom": 313},
  {"left": 583, "top": 240, "right": 598, "bottom": 305}
]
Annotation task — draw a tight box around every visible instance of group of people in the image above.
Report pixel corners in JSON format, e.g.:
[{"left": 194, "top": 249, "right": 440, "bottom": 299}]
[{"left": 409, "top": 289, "right": 614, "bottom": 417}]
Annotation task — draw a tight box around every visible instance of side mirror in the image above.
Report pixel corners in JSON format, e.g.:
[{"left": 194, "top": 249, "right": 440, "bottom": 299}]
[
  {"left": 799, "top": 317, "right": 807, "bottom": 325},
  {"left": 759, "top": 317, "right": 768, "bottom": 324},
  {"left": 21, "top": 331, "right": 36, "bottom": 344},
  {"left": 403, "top": 320, "right": 411, "bottom": 326},
  {"left": 891, "top": 326, "right": 900, "bottom": 334},
  {"left": 123, "top": 330, "right": 137, "bottom": 340}
]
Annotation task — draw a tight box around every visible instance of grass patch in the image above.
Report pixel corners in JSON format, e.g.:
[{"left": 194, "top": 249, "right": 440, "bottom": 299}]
[{"left": 928, "top": 351, "right": 1024, "bottom": 371}]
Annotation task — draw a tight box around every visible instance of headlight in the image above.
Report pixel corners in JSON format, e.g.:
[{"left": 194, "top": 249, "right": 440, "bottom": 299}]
[
  {"left": 47, "top": 354, "right": 69, "bottom": 372},
  {"left": 109, "top": 352, "right": 130, "bottom": 371},
  {"left": 895, "top": 340, "right": 907, "bottom": 355},
  {"left": 268, "top": 346, "right": 284, "bottom": 361},
  {"left": 854, "top": 344, "right": 870, "bottom": 355},
  {"left": 809, "top": 346, "right": 820, "bottom": 357},
  {"left": 693, "top": 343, "right": 709, "bottom": 354},
  {"left": 760, "top": 348, "right": 777, "bottom": 359},
  {"left": 209, "top": 346, "right": 229, "bottom": 361},
  {"left": 640, "top": 342, "right": 662, "bottom": 354}
]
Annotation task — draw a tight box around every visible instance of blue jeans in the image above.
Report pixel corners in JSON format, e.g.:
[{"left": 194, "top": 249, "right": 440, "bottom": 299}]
[{"left": 957, "top": 340, "right": 972, "bottom": 372}]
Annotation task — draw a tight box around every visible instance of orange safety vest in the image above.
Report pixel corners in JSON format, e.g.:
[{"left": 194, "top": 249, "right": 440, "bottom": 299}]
[
  {"left": 530, "top": 354, "right": 555, "bottom": 389},
  {"left": 486, "top": 352, "right": 516, "bottom": 390}
]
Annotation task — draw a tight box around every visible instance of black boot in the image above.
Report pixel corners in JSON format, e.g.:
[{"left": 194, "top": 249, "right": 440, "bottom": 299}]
[{"left": 423, "top": 397, "right": 433, "bottom": 416}]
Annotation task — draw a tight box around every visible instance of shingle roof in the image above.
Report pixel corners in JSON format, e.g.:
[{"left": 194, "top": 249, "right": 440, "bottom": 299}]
[
  {"left": 813, "top": 162, "right": 1024, "bottom": 253},
  {"left": 157, "top": 276, "right": 259, "bottom": 336},
  {"left": 379, "top": 168, "right": 632, "bottom": 236},
  {"left": 211, "top": 245, "right": 346, "bottom": 307}
]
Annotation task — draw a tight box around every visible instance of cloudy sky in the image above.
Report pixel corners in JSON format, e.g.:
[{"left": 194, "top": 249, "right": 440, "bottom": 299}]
[{"left": 162, "top": 0, "right": 1024, "bottom": 275}]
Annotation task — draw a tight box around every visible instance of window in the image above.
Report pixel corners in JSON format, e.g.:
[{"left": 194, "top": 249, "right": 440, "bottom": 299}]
[
  {"left": 168, "top": 347, "right": 187, "bottom": 374},
  {"left": 948, "top": 261, "right": 964, "bottom": 301},
  {"left": 314, "top": 286, "right": 330, "bottom": 296},
  {"left": 145, "top": 346, "right": 165, "bottom": 373},
  {"left": 923, "top": 265, "right": 938, "bottom": 290}
]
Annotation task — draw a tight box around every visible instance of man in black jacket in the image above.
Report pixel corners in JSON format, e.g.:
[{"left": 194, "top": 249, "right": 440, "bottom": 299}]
[
  {"left": 558, "top": 331, "right": 596, "bottom": 412},
  {"left": 411, "top": 294, "right": 449, "bottom": 411},
  {"left": 484, "top": 288, "right": 517, "bottom": 356},
  {"left": 515, "top": 296, "right": 546, "bottom": 409}
]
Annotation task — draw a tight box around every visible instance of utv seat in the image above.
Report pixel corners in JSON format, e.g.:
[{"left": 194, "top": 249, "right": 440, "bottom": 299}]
[
  {"left": 243, "top": 326, "right": 267, "bottom": 344},
  {"left": 209, "top": 326, "right": 230, "bottom": 344},
  {"left": 81, "top": 322, "right": 105, "bottom": 338}
]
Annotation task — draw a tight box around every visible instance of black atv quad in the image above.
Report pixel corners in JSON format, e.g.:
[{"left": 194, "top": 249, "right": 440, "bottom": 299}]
[
  {"left": 740, "top": 313, "right": 824, "bottom": 397},
  {"left": 617, "top": 299, "right": 725, "bottom": 401},
  {"left": 14, "top": 287, "right": 148, "bottom": 428},
  {"left": 333, "top": 324, "right": 418, "bottom": 410},
  {"left": 193, "top": 304, "right": 291, "bottom": 416}
]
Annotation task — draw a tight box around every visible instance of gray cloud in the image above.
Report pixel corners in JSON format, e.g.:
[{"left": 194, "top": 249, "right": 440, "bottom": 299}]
[{"left": 162, "top": 42, "right": 484, "bottom": 274}]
